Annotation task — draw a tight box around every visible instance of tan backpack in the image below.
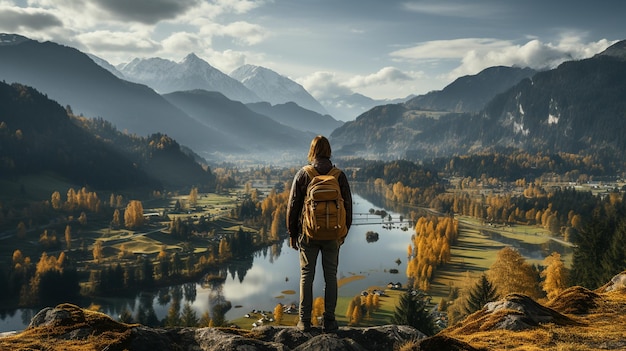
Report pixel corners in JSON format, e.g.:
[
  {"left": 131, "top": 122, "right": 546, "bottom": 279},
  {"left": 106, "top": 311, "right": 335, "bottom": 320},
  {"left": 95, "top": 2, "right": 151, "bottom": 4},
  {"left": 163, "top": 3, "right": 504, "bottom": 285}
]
[{"left": 302, "top": 165, "right": 348, "bottom": 240}]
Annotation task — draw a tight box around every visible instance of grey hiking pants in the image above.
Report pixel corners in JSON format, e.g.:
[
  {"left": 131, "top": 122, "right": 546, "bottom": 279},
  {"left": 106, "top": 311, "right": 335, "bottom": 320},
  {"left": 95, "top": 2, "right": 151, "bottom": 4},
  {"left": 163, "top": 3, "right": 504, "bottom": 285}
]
[{"left": 298, "top": 235, "right": 340, "bottom": 323}]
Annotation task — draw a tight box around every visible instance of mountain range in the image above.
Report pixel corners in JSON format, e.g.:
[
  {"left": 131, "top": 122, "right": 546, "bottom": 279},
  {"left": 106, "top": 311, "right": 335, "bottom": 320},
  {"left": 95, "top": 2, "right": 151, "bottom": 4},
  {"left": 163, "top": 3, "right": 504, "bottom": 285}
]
[
  {"left": 118, "top": 54, "right": 262, "bottom": 103},
  {"left": 3, "top": 32, "right": 623, "bottom": 166},
  {"left": 0, "top": 33, "right": 336, "bottom": 161},
  {"left": 332, "top": 39, "right": 626, "bottom": 161}
]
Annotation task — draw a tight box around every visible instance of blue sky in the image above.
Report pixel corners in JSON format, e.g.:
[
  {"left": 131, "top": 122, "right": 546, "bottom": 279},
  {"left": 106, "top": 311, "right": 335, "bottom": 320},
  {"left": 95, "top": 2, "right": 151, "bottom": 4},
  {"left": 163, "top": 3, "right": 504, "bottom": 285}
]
[{"left": 0, "top": 0, "right": 623, "bottom": 100}]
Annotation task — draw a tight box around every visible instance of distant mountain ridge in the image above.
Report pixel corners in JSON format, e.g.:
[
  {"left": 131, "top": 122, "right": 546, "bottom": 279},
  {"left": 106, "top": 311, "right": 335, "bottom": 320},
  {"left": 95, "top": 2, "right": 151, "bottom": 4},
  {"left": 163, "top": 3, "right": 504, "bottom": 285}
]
[
  {"left": 246, "top": 101, "right": 342, "bottom": 136},
  {"left": 163, "top": 90, "right": 312, "bottom": 153},
  {"left": 331, "top": 39, "right": 626, "bottom": 160},
  {"left": 321, "top": 93, "right": 412, "bottom": 122},
  {"left": 230, "top": 64, "right": 328, "bottom": 115},
  {"left": 405, "top": 66, "right": 537, "bottom": 113},
  {"left": 118, "top": 54, "right": 262, "bottom": 103}
]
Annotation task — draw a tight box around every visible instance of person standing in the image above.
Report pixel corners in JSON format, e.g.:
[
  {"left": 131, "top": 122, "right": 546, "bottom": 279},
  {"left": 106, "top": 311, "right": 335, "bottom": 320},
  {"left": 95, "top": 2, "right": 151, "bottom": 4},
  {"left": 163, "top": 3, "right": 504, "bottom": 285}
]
[{"left": 286, "top": 135, "right": 352, "bottom": 332}]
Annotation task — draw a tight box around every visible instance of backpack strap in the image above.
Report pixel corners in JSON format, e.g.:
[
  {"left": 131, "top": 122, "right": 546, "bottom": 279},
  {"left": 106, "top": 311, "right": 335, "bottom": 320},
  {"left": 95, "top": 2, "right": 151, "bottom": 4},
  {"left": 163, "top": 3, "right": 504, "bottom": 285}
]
[
  {"left": 327, "top": 167, "right": 342, "bottom": 180},
  {"left": 303, "top": 165, "right": 319, "bottom": 181}
]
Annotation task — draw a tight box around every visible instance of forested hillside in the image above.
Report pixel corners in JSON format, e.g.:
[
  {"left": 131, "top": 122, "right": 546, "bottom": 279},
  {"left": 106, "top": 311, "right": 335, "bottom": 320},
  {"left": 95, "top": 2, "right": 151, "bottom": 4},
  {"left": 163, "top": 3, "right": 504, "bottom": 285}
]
[
  {"left": 0, "top": 82, "right": 158, "bottom": 191},
  {"left": 0, "top": 81, "right": 216, "bottom": 196}
]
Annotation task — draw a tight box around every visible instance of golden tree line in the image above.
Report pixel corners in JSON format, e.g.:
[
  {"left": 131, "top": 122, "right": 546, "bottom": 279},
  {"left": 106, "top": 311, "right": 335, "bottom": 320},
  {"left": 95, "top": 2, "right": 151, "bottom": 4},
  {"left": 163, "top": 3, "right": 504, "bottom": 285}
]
[
  {"left": 260, "top": 185, "right": 290, "bottom": 241},
  {"left": 436, "top": 187, "right": 583, "bottom": 238},
  {"left": 51, "top": 187, "right": 101, "bottom": 213},
  {"left": 406, "top": 216, "right": 458, "bottom": 291},
  {"left": 369, "top": 178, "right": 442, "bottom": 207},
  {"left": 11, "top": 250, "right": 78, "bottom": 306},
  {"left": 344, "top": 291, "right": 382, "bottom": 326}
]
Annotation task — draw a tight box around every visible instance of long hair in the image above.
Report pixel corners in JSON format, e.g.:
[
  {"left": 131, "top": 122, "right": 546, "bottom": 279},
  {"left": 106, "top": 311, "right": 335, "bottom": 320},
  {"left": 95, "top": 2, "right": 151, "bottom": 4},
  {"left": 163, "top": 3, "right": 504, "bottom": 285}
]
[{"left": 307, "top": 135, "right": 332, "bottom": 163}]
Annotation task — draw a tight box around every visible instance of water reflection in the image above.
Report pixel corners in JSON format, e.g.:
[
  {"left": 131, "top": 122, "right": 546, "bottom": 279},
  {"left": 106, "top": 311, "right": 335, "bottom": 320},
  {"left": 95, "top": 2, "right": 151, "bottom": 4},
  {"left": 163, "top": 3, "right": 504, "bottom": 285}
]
[
  {"left": 0, "top": 191, "right": 574, "bottom": 331},
  {"left": 0, "top": 194, "right": 414, "bottom": 331}
]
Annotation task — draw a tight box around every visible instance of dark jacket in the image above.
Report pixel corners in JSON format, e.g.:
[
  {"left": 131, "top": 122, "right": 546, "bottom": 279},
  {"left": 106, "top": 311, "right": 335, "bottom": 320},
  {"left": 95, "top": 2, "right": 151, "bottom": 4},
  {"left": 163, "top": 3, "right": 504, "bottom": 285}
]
[{"left": 286, "top": 157, "right": 352, "bottom": 238}]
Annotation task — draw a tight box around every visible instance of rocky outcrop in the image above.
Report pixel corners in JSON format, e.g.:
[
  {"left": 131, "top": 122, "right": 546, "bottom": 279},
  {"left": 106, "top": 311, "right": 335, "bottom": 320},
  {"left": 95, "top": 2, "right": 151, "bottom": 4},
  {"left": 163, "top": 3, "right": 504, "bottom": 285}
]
[
  {"left": 598, "top": 271, "right": 626, "bottom": 292},
  {"left": 126, "top": 324, "right": 425, "bottom": 351},
  {"left": 447, "top": 293, "right": 582, "bottom": 334},
  {"left": 1, "top": 303, "right": 425, "bottom": 351},
  {"left": 4, "top": 272, "right": 626, "bottom": 351}
]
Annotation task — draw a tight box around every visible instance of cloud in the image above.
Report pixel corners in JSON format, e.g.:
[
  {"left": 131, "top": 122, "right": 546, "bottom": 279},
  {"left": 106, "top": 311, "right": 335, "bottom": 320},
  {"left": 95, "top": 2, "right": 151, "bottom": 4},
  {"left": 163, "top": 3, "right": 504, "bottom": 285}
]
[
  {"left": 402, "top": 1, "right": 504, "bottom": 18},
  {"left": 211, "top": 49, "right": 248, "bottom": 74},
  {"left": 297, "top": 67, "right": 422, "bottom": 100},
  {"left": 218, "top": 21, "right": 267, "bottom": 45},
  {"left": 449, "top": 36, "right": 615, "bottom": 78},
  {"left": 75, "top": 30, "right": 161, "bottom": 63},
  {"left": 161, "top": 32, "right": 206, "bottom": 54},
  {"left": 0, "top": 5, "right": 63, "bottom": 31},
  {"left": 390, "top": 38, "right": 510, "bottom": 60},
  {"left": 391, "top": 36, "right": 615, "bottom": 80},
  {"left": 89, "top": 0, "right": 201, "bottom": 25},
  {"left": 297, "top": 71, "right": 354, "bottom": 99},
  {"left": 346, "top": 66, "right": 414, "bottom": 88}
]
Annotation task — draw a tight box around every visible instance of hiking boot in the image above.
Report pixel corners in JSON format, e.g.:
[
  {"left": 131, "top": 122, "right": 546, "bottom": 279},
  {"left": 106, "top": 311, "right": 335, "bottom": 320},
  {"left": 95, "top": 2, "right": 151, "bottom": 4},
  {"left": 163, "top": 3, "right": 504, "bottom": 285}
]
[
  {"left": 323, "top": 318, "right": 338, "bottom": 333},
  {"left": 296, "top": 320, "right": 311, "bottom": 332}
]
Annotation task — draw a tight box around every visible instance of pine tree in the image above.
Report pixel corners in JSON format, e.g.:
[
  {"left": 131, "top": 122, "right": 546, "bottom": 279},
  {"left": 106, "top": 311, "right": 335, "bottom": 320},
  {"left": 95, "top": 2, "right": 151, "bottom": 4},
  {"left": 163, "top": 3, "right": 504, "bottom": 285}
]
[
  {"left": 464, "top": 274, "right": 498, "bottom": 315},
  {"left": 180, "top": 303, "right": 199, "bottom": 327},
  {"left": 390, "top": 291, "right": 436, "bottom": 336},
  {"left": 200, "top": 311, "right": 212, "bottom": 327},
  {"left": 570, "top": 213, "right": 611, "bottom": 288}
]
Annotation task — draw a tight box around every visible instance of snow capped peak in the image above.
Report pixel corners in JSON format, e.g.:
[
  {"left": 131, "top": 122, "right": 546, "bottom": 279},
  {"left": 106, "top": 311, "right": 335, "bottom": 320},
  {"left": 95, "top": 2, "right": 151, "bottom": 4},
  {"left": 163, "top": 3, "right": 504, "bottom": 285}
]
[
  {"left": 117, "top": 54, "right": 260, "bottom": 102},
  {"left": 230, "top": 64, "right": 328, "bottom": 115},
  {"left": 181, "top": 52, "right": 205, "bottom": 65}
]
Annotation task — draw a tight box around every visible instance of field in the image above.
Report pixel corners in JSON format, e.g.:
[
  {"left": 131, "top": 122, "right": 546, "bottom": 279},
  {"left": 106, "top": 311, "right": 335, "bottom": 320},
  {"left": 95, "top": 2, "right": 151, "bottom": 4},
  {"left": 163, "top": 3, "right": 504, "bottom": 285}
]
[{"left": 428, "top": 215, "right": 572, "bottom": 307}]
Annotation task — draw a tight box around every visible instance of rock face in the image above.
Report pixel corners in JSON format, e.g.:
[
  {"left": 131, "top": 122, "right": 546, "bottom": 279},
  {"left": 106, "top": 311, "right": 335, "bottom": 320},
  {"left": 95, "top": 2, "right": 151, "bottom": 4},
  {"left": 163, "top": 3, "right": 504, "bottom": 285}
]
[
  {"left": 600, "top": 271, "right": 626, "bottom": 292},
  {"left": 127, "top": 324, "right": 424, "bottom": 351},
  {"left": 448, "top": 293, "right": 582, "bottom": 334},
  {"left": 9, "top": 304, "right": 425, "bottom": 351}
]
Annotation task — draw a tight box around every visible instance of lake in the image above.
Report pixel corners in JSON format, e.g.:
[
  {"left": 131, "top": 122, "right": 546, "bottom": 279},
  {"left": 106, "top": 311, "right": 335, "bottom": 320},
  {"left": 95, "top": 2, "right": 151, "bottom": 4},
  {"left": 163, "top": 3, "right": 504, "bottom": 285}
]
[
  {"left": 0, "top": 193, "right": 415, "bottom": 332},
  {"left": 0, "top": 191, "right": 573, "bottom": 332}
]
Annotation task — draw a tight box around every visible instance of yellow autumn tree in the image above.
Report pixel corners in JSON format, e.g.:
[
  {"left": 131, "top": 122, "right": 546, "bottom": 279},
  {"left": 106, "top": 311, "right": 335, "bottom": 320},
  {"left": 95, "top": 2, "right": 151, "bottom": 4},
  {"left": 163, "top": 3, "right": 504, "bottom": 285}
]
[
  {"left": 488, "top": 247, "right": 540, "bottom": 298},
  {"left": 124, "top": 200, "right": 144, "bottom": 229},
  {"left": 541, "top": 252, "right": 569, "bottom": 300},
  {"left": 188, "top": 187, "right": 198, "bottom": 207},
  {"left": 273, "top": 303, "right": 284, "bottom": 325},
  {"left": 93, "top": 240, "right": 103, "bottom": 263},
  {"left": 350, "top": 302, "right": 363, "bottom": 326},
  {"left": 64, "top": 225, "right": 71, "bottom": 250},
  {"left": 312, "top": 297, "right": 325, "bottom": 326},
  {"left": 51, "top": 191, "right": 62, "bottom": 210}
]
